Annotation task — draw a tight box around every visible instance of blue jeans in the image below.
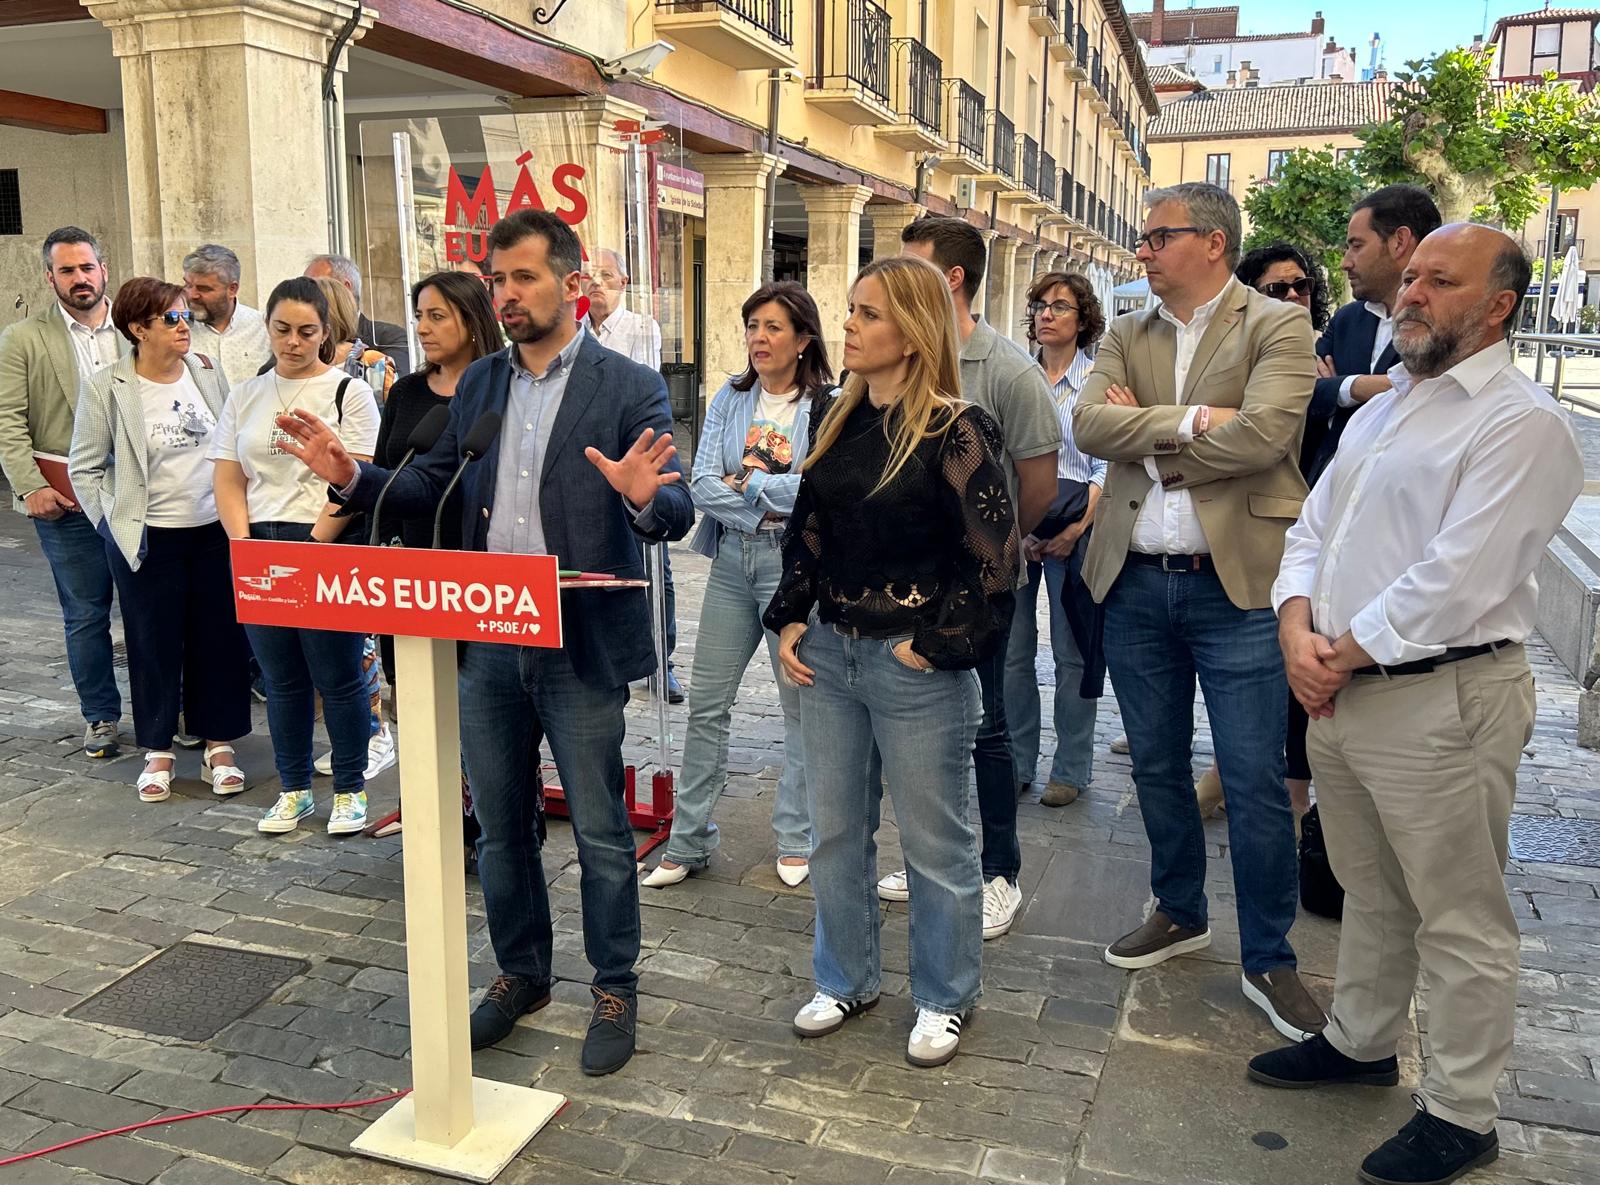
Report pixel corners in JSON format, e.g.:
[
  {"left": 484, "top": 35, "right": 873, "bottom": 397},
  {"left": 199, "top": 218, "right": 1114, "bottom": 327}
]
[
  {"left": 1101, "top": 560, "right": 1298, "bottom": 974},
  {"left": 243, "top": 522, "right": 368, "bottom": 793},
  {"left": 459, "top": 640, "right": 639, "bottom": 992},
  {"left": 1007, "top": 558, "right": 1099, "bottom": 788},
  {"left": 801, "top": 623, "right": 982, "bottom": 1014},
  {"left": 666, "top": 532, "right": 809, "bottom": 865},
  {"left": 33, "top": 511, "right": 120, "bottom": 723}
]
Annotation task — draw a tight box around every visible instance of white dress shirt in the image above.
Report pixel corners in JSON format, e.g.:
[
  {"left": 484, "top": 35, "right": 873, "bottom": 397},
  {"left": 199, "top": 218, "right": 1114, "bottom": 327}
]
[
  {"left": 191, "top": 302, "right": 272, "bottom": 389},
  {"left": 1336, "top": 300, "right": 1395, "bottom": 408},
  {"left": 591, "top": 306, "right": 662, "bottom": 370},
  {"left": 1049, "top": 349, "right": 1107, "bottom": 487},
  {"left": 1128, "top": 284, "right": 1226, "bottom": 554},
  {"left": 1273, "top": 341, "right": 1583, "bottom": 666},
  {"left": 60, "top": 301, "right": 119, "bottom": 378}
]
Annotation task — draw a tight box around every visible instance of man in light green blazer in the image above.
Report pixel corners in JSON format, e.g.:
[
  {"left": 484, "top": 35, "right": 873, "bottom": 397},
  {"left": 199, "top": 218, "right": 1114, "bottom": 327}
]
[{"left": 0, "top": 227, "right": 126, "bottom": 756}]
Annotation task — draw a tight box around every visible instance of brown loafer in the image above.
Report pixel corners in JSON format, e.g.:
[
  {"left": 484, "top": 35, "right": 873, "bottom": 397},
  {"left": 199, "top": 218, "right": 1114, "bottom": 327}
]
[
  {"left": 1243, "top": 966, "right": 1328, "bottom": 1042},
  {"left": 1041, "top": 780, "right": 1081, "bottom": 807},
  {"left": 1104, "top": 910, "right": 1212, "bottom": 969}
]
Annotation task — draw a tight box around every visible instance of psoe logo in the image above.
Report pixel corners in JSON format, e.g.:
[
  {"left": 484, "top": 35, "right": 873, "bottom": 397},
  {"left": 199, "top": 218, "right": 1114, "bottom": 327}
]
[{"left": 238, "top": 564, "right": 301, "bottom": 592}]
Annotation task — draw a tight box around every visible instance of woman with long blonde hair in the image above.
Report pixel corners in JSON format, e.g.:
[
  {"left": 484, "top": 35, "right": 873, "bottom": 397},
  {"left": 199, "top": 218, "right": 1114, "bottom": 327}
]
[{"left": 763, "top": 256, "right": 1018, "bottom": 1069}]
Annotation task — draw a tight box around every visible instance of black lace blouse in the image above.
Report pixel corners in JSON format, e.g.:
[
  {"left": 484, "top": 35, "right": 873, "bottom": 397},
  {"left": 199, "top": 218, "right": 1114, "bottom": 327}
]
[{"left": 762, "top": 394, "right": 1019, "bottom": 670}]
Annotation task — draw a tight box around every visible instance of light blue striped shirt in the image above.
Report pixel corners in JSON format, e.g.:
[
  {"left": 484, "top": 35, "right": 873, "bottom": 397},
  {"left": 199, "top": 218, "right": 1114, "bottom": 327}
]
[
  {"left": 486, "top": 327, "right": 587, "bottom": 555},
  {"left": 1049, "top": 349, "right": 1107, "bottom": 487}
]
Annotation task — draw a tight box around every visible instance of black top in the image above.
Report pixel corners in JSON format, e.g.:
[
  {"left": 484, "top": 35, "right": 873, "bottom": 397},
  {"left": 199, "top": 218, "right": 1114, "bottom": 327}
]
[
  {"left": 373, "top": 371, "right": 461, "bottom": 550},
  {"left": 763, "top": 393, "right": 1018, "bottom": 670}
]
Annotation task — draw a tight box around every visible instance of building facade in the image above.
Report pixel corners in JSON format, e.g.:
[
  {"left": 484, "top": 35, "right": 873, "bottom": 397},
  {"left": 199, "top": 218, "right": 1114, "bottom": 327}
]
[
  {"left": 1128, "top": 2, "right": 1357, "bottom": 88},
  {"left": 0, "top": 0, "right": 1159, "bottom": 409}
]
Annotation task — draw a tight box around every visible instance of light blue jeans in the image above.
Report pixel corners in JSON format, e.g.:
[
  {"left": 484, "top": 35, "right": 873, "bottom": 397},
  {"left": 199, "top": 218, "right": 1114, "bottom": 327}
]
[
  {"left": 800, "top": 622, "right": 982, "bottom": 1014},
  {"left": 665, "top": 531, "right": 810, "bottom": 865},
  {"left": 1007, "top": 558, "right": 1099, "bottom": 789}
]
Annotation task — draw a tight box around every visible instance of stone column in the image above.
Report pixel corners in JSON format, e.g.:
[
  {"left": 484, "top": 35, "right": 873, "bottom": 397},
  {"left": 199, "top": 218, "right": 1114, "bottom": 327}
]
[
  {"left": 1009, "top": 244, "right": 1041, "bottom": 345},
  {"left": 868, "top": 201, "right": 924, "bottom": 262},
  {"left": 85, "top": 0, "right": 373, "bottom": 304},
  {"left": 986, "top": 235, "right": 1019, "bottom": 334},
  {"left": 699, "top": 152, "right": 784, "bottom": 388},
  {"left": 798, "top": 184, "right": 872, "bottom": 367}
]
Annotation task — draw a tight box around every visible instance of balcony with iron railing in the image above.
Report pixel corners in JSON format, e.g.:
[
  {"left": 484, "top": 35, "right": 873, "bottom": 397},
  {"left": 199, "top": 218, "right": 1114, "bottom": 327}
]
[
  {"left": 991, "top": 111, "right": 1016, "bottom": 180},
  {"left": 1028, "top": 0, "right": 1060, "bottom": 37},
  {"left": 936, "top": 78, "right": 987, "bottom": 173},
  {"left": 1048, "top": 1, "right": 1076, "bottom": 62},
  {"left": 879, "top": 37, "right": 945, "bottom": 150},
  {"left": 807, "top": 0, "right": 894, "bottom": 125},
  {"left": 1067, "top": 23, "right": 1089, "bottom": 80},
  {"left": 655, "top": 0, "right": 796, "bottom": 70},
  {"left": 1037, "top": 151, "right": 1057, "bottom": 204},
  {"left": 1089, "top": 52, "right": 1108, "bottom": 112},
  {"left": 1073, "top": 181, "right": 1086, "bottom": 223},
  {"left": 1018, "top": 134, "right": 1040, "bottom": 194}
]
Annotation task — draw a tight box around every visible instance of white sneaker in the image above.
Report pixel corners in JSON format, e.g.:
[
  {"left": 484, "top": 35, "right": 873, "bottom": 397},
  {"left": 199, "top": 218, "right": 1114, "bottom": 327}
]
[
  {"left": 907, "top": 1008, "right": 966, "bottom": 1067},
  {"left": 258, "top": 790, "right": 315, "bottom": 834},
  {"left": 877, "top": 869, "right": 910, "bottom": 902},
  {"left": 327, "top": 791, "right": 368, "bottom": 836},
  {"left": 1110, "top": 733, "right": 1131, "bottom": 754},
  {"left": 981, "top": 876, "right": 1023, "bottom": 940},
  {"left": 315, "top": 727, "right": 397, "bottom": 779},
  {"left": 792, "top": 990, "right": 877, "bottom": 1038}
]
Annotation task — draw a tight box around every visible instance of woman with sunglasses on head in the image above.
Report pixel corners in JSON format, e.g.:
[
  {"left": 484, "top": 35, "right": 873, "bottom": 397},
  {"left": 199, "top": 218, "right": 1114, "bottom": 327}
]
[
  {"left": 766, "top": 256, "right": 1018, "bottom": 1069},
  {"left": 642, "top": 281, "right": 834, "bottom": 891},
  {"left": 69, "top": 278, "right": 251, "bottom": 804},
  {"left": 211, "top": 277, "right": 381, "bottom": 837},
  {"left": 1005, "top": 271, "right": 1108, "bottom": 810},
  {"left": 1194, "top": 242, "right": 1332, "bottom": 823}
]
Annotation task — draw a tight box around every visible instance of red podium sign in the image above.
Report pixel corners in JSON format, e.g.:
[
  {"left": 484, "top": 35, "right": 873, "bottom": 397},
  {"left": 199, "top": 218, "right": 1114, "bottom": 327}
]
[{"left": 229, "top": 539, "right": 563, "bottom": 647}]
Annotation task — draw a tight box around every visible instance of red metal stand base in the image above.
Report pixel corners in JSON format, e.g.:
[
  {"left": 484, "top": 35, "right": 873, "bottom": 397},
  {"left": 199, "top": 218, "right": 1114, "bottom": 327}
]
[{"left": 544, "top": 765, "right": 675, "bottom": 861}]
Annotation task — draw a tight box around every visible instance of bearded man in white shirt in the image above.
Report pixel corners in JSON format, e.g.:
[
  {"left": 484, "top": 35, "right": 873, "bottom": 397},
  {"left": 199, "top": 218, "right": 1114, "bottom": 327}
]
[{"left": 1251, "top": 223, "right": 1583, "bottom": 1185}]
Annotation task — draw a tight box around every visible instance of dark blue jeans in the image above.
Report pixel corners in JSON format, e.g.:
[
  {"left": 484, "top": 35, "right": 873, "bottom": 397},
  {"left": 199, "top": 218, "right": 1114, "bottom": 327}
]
[
  {"left": 33, "top": 511, "right": 120, "bottom": 723},
  {"left": 972, "top": 613, "right": 1019, "bottom": 883},
  {"left": 459, "top": 640, "right": 640, "bottom": 993},
  {"left": 243, "top": 522, "right": 368, "bottom": 793},
  {"left": 1102, "top": 560, "right": 1298, "bottom": 974}
]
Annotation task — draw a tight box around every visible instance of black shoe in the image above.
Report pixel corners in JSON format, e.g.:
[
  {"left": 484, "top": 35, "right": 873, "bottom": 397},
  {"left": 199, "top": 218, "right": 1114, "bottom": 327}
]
[
  {"left": 1359, "top": 1096, "right": 1499, "bottom": 1185},
  {"left": 1248, "top": 1033, "right": 1400, "bottom": 1089},
  {"left": 581, "top": 986, "right": 637, "bottom": 1076},
  {"left": 469, "top": 974, "right": 551, "bottom": 1050}
]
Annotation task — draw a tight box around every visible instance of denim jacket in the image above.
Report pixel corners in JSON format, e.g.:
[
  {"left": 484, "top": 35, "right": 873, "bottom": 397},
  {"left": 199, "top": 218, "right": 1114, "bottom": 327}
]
[{"left": 688, "top": 379, "right": 832, "bottom": 559}]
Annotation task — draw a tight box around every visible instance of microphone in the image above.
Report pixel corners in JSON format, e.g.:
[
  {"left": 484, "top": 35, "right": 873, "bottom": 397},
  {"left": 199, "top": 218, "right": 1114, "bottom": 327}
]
[
  {"left": 432, "top": 410, "right": 503, "bottom": 549},
  {"left": 367, "top": 404, "right": 452, "bottom": 546}
]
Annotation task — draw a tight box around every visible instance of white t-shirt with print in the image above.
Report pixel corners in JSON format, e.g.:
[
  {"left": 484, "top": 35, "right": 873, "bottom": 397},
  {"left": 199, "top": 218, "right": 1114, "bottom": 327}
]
[
  {"left": 746, "top": 387, "right": 801, "bottom": 474},
  {"left": 209, "top": 367, "right": 380, "bottom": 525},
  {"left": 141, "top": 370, "right": 219, "bottom": 528}
]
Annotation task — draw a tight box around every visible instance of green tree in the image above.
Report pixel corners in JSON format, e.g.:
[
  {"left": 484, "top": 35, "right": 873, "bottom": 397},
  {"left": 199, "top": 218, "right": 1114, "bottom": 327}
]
[
  {"left": 1356, "top": 47, "right": 1600, "bottom": 225},
  {"left": 1242, "top": 147, "right": 1366, "bottom": 304}
]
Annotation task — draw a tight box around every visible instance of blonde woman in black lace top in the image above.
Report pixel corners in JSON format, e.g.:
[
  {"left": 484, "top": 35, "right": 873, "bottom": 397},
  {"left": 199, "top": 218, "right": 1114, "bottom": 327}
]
[{"left": 763, "top": 255, "right": 1017, "bottom": 1069}]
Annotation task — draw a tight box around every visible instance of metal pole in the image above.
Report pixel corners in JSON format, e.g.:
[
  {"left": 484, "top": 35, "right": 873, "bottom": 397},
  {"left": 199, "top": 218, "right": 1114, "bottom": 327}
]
[
  {"left": 392, "top": 132, "right": 421, "bottom": 376},
  {"left": 1535, "top": 185, "right": 1560, "bottom": 384}
]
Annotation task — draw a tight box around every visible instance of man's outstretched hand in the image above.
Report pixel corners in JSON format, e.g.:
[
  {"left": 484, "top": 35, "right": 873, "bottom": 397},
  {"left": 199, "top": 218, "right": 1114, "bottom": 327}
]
[
  {"left": 586, "top": 428, "right": 680, "bottom": 510},
  {"left": 272, "top": 410, "right": 359, "bottom": 489}
]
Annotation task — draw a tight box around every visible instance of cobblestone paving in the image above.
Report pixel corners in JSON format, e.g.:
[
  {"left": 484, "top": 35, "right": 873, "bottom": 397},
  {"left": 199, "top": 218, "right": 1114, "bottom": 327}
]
[{"left": 0, "top": 509, "right": 1595, "bottom": 1184}]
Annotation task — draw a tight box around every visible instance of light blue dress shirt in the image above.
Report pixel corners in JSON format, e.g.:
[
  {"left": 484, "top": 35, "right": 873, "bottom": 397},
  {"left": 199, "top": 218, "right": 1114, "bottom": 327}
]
[{"left": 486, "top": 327, "right": 588, "bottom": 555}]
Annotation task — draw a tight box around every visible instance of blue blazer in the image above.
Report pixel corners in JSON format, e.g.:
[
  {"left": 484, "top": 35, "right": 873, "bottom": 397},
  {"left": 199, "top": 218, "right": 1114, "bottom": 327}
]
[
  {"left": 1306, "top": 300, "right": 1400, "bottom": 480},
  {"left": 343, "top": 333, "right": 694, "bottom": 690}
]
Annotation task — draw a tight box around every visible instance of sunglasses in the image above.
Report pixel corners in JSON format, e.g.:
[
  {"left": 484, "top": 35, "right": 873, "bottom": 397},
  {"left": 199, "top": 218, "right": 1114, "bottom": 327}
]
[
  {"left": 149, "top": 310, "right": 194, "bottom": 326},
  {"left": 1259, "top": 278, "right": 1313, "bottom": 300}
]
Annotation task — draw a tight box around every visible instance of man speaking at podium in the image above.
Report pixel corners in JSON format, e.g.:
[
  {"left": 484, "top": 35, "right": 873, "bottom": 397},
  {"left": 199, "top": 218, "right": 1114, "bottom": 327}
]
[{"left": 273, "top": 209, "right": 693, "bottom": 1076}]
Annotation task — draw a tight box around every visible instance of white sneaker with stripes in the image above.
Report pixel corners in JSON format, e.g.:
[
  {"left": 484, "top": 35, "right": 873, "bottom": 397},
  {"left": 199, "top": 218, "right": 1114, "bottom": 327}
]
[
  {"left": 907, "top": 1008, "right": 967, "bottom": 1067},
  {"left": 792, "top": 991, "right": 878, "bottom": 1038}
]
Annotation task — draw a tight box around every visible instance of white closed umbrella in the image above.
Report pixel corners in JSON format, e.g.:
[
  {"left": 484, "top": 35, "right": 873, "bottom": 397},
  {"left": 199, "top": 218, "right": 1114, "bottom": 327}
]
[{"left": 1552, "top": 243, "right": 1583, "bottom": 330}]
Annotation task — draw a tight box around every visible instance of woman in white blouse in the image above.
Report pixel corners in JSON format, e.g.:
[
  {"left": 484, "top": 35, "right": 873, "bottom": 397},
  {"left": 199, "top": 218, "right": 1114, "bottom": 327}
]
[
  {"left": 210, "top": 277, "right": 381, "bottom": 837},
  {"left": 69, "top": 277, "right": 251, "bottom": 804}
]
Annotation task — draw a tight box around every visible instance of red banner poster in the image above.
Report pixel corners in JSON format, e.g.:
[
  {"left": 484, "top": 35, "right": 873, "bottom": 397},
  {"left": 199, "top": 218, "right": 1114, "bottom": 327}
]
[{"left": 230, "top": 539, "right": 563, "bottom": 647}]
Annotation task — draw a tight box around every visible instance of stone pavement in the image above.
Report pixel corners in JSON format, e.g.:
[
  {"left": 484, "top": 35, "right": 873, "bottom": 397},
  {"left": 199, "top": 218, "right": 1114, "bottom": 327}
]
[{"left": 0, "top": 507, "right": 1596, "bottom": 1185}]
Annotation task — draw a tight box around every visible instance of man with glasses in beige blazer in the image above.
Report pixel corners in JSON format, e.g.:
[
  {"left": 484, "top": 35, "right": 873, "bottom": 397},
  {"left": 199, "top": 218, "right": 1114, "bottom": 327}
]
[{"left": 1074, "top": 182, "right": 1321, "bottom": 1043}]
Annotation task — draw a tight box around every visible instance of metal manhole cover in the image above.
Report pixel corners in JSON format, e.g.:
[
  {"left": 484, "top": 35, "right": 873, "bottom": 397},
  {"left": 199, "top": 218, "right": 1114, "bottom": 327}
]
[
  {"left": 68, "top": 941, "right": 306, "bottom": 1041},
  {"left": 1510, "top": 815, "right": 1600, "bottom": 868}
]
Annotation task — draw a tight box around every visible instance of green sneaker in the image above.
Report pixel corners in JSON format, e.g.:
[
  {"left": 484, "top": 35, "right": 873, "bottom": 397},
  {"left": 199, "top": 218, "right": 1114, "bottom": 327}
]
[
  {"left": 258, "top": 789, "right": 315, "bottom": 834},
  {"left": 327, "top": 790, "right": 368, "bottom": 836}
]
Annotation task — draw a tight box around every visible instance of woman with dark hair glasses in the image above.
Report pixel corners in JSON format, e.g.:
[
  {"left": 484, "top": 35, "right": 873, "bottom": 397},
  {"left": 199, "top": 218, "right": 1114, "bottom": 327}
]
[
  {"left": 1237, "top": 243, "right": 1332, "bottom": 333},
  {"left": 69, "top": 277, "right": 252, "bottom": 805},
  {"left": 643, "top": 281, "right": 835, "bottom": 890}
]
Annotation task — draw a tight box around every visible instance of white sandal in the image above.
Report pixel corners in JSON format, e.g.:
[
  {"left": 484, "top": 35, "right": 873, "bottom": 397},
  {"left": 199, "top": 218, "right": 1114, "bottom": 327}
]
[
  {"left": 138, "top": 751, "right": 175, "bottom": 804},
  {"left": 202, "top": 743, "right": 247, "bottom": 796}
]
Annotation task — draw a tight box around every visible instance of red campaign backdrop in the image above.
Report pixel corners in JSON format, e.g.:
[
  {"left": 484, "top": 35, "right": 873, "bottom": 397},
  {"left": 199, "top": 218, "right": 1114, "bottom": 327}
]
[{"left": 230, "top": 539, "right": 563, "bottom": 647}]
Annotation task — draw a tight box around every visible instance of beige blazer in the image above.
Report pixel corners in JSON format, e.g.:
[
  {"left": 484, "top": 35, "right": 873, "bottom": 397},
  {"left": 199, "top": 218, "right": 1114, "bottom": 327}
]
[
  {"left": 0, "top": 304, "right": 128, "bottom": 512},
  {"left": 1072, "top": 276, "right": 1316, "bottom": 610}
]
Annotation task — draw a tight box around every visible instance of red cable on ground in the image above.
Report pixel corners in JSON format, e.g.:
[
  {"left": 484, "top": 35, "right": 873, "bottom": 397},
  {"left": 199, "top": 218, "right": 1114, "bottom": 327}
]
[{"left": 0, "top": 1089, "right": 413, "bottom": 1168}]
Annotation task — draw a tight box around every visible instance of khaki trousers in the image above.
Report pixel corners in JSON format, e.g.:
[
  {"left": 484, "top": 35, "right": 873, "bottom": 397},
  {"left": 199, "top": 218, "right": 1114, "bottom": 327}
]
[{"left": 1307, "top": 646, "right": 1535, "bottom": 1134}]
